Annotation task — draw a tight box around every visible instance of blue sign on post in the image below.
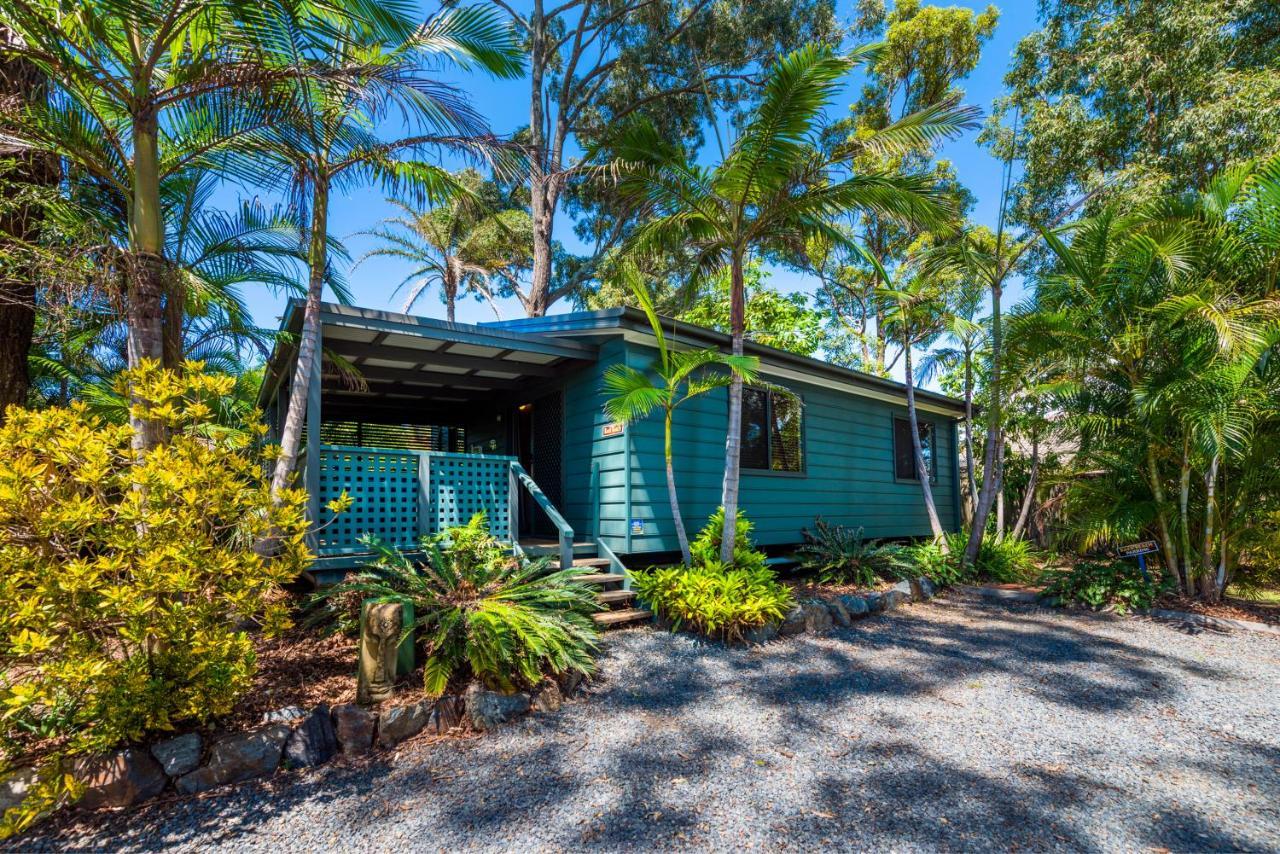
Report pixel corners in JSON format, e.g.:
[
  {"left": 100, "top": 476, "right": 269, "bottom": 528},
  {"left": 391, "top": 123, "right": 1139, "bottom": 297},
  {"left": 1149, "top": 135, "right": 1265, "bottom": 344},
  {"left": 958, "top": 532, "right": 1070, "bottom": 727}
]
[{"left": 1118, "top": 540, "right": 1159, "bottom": 581}]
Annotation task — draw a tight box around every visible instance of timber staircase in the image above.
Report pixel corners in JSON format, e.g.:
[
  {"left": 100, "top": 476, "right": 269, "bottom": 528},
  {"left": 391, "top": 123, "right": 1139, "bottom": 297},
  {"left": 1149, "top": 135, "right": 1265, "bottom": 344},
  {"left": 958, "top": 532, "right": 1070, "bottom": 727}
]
[{"left": 519, "top": 539, "right": 651, "bottom": 628}]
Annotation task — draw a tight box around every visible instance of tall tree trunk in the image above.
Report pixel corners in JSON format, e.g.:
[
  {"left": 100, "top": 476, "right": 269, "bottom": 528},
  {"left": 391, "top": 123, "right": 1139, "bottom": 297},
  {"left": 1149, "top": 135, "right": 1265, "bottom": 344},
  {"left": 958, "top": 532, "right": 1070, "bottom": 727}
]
[
  {"left": 0, "top": 30, "right": 54, "bottom": 417},
  {"left": 525, "top": 0, "right": 556, "bottom": 318},
  {"left": 1145, "top": 443, "right": 1180, "bottom": 591},
  {"left": 126, "top": 109, "right": 169, "bottom": 452},
  {"left": 162, "top": 282, "right": 184, "bottom": 370},
  {"left": 962, "top": 346, "right": 978, "bottom": 518},
  {"left": 904, "top": 339, "right": 948, "bottom": 548},
  {"left": 719, "top": 249, "right": 746, "bottom": 563},
  {"left": 664, "top": 408, "right": 691, "bottom": 565},
  {"left": 1011, "top": 432, "right": 1039, "bottom": 540},
  {"left": 1199, "top": 453, "right": 1220, "bottom": 602},
  {"left": 271, "top": 174, "right": 329, "bottom": 498},
  {"left": 1177, "top": 432, "right": 1193, "bottom": 594},
  {"left": 965, "top": 277, "right": 1003, "bottom": 566}
]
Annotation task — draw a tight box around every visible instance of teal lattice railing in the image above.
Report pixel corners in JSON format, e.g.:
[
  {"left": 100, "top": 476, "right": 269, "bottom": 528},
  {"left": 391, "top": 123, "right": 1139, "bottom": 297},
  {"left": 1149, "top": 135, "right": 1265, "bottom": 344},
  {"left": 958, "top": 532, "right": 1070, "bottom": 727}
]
[{"left": 314, "top": 446, "right": 516, "bottom": 553}]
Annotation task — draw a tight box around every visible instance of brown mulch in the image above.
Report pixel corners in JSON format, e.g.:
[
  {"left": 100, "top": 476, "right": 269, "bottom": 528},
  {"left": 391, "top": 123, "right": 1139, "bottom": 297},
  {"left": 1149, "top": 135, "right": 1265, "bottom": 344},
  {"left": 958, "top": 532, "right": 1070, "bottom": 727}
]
[
  {"left": 782, "top": 578, "right": 894, "bottom": 601},
  {"left": 1156, "top": 595, "right": 1280, "bottom": 627},
  {"left": 221, "top": 629, "right": 359, "bottom": 731}
]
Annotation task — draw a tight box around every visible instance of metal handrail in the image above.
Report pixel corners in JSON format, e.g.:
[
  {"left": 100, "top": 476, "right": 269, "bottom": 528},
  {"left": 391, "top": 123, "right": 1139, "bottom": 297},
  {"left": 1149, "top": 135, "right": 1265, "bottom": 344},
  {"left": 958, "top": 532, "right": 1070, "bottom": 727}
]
[{"left": 509, "top": 461, "right": 574, "bottom": 571}]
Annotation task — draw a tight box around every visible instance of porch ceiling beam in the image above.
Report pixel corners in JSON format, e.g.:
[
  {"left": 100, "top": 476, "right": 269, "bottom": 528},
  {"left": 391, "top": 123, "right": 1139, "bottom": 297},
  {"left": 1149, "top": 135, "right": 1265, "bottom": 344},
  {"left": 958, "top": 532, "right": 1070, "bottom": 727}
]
[
  {"left": 323, "top": 365, "right": 526, "bottom": 390},
  {"left": 324, "top": 340, "right": 564, "bottom": 377}
]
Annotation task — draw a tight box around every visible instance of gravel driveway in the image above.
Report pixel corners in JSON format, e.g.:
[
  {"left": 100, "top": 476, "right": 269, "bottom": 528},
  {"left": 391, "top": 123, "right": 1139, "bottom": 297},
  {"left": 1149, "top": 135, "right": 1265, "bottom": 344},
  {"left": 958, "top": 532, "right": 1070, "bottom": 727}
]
[{"left": 19, "top": 591, "right": 1280, "bottom": 852}]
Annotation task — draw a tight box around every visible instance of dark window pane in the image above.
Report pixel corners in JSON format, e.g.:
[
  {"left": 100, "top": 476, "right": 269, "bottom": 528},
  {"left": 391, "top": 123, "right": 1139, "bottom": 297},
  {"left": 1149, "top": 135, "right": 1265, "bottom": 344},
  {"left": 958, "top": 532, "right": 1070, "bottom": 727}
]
[
  {"left": 893, "top": 417, "right": 916, "bottom": 479},
  {"left": 741, "top": 387, "right": 769, "bottom": 470},
  {"left": 919, "top": 422, "right": 935, "bottom": 482},
  {"left": 769, "top": 392, "right": 803, "bottom": 472}
]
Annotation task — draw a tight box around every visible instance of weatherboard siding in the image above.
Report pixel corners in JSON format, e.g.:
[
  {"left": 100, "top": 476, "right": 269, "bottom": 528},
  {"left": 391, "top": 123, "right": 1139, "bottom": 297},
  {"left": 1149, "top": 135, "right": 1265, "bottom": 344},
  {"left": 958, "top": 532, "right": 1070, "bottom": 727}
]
[{"left": 562, "top": 339, "right": 960, "bottom": 557}]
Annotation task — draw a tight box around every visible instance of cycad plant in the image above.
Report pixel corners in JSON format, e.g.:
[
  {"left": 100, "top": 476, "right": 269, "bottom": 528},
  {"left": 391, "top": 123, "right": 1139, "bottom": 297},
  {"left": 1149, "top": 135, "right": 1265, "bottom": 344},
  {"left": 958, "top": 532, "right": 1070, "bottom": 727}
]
[
  {"left": 796, "top": 519, "right": 905, "bottom": 587},
  {"left": 316, "top": 512, "right": 601, "bottom": 697},
  {"left": 603, "top": 264, "right": 759, "bottom": 564},
  {"left": 614, "top": 42, "right": 967, "bottom": 562}
]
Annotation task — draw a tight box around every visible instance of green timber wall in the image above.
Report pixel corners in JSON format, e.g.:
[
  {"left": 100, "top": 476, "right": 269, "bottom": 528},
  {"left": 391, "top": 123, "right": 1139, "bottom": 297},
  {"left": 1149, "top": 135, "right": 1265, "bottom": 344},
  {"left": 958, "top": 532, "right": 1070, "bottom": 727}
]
[{"left": 561, "top": 339, "right": 961, "bottom": 557}]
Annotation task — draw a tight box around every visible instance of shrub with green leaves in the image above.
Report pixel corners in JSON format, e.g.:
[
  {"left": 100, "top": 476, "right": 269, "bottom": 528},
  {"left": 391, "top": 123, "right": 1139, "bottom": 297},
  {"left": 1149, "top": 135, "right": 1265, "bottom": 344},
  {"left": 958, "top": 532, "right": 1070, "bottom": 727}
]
[
  {"left": 0, "top": 363, "right": 310, "bottom": 836},
  {"left": 796, "top": 519, "right": 905, "bottom": 586},
  {"left": 897, "top": 540, "right": 972, "bottom": 587},
  {"left": 1039, "top": 560, "right": 1167, "bottom": 614},
  {"left": 315, "top": 512, "right": 601, "bottom": 697},
  {"left": 631, "top": 508, "right": 792, "bottom": 642},
  {"left": 947, "top": 532, "right": 1037, "bottom": 583}
]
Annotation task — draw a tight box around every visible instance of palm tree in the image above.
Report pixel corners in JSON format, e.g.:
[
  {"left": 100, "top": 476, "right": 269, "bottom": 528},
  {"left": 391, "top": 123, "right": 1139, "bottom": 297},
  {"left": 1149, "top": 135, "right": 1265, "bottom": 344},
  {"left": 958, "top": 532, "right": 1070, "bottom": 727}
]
[
  {"left": 0, "top": 0, "right": 404, "bottom": 450},
  {"left": 602, "top": 264, "right": 759, "bottom": 564},
  {"left": 615, "top": 43, "right": 969, "bottom": 561},
  {"left": 261, "top": 7, "right": 523, "bottom": 499},
  {"left": 916, "top": 310, "right": 985, "bottom": 520},
  {"left": 356, "top": 170, "right": 531, "bottom": 321}
]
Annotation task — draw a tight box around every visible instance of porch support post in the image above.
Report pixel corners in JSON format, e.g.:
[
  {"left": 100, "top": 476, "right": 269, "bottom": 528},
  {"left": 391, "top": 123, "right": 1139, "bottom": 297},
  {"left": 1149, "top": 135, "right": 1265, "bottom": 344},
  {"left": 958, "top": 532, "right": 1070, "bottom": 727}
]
[
  {"left": 416, "top": 451, "right": 431, "bottom": 540},
  {"left": 591, "top": 461, "right": 600, "bottom": 540},
  {"left": 508, "top": 461, "right": 519, "bottom": 546},
  {"left": 304, "top": 326, "right": 322, "bottom": 553}
]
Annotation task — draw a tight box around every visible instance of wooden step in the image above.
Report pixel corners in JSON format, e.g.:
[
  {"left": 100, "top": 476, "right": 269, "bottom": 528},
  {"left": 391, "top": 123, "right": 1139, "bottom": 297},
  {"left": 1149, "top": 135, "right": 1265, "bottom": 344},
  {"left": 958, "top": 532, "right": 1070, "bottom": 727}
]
[
  {"left": 593, "top": 607, "right": 651, "bottom": 627},
  {"left": 571, "top": 557, "right": 612, "bottom": 569},
  {"left": 574, "top": 573, "right": 627, "bottom": 586},
  {"left": 597, "top": 589, "right": 637, "bottom": 606}
]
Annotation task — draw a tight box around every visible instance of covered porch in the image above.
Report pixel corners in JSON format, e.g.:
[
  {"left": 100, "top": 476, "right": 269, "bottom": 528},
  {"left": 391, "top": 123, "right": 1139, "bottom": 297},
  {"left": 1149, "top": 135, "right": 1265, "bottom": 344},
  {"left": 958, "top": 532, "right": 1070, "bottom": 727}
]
[{"left": 259, "top": 302, "right": 607, "bottom": 581}]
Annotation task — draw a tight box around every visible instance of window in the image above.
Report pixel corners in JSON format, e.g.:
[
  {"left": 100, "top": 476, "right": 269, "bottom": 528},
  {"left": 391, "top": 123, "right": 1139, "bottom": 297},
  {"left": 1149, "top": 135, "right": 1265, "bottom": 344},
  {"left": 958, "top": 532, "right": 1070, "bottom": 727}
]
[
  {"left": 893, "top": 417, "right": 936, "bottom": 482},
  {"left": 741, "top": 387, "right": 804, "bottom": 473}
]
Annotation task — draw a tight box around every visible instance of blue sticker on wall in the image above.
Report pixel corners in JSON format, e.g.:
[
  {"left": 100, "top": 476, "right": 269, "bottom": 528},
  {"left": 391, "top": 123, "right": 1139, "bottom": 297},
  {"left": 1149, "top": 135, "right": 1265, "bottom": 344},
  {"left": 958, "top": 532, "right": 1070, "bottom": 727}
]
[{"left": 630, "top": 519, "right": 644, "bottom": 536}]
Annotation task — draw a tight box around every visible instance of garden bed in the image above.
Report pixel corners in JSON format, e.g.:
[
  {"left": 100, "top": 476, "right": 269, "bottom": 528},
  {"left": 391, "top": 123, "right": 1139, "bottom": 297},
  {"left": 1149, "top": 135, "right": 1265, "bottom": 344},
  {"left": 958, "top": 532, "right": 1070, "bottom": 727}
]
[{"left": 1155, "top": 595, "right": 1280, "bottom": 628}]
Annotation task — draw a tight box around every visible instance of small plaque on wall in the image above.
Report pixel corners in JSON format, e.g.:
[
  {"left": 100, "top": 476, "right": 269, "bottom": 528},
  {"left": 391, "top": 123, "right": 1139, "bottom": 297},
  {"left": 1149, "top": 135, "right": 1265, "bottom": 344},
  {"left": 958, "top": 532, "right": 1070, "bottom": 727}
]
[
  {"left": 602, "top": 422, "right": 624, "bottom": 437},
  {"left": 630, "top": 518, "right": 644, "bottom": 536}
]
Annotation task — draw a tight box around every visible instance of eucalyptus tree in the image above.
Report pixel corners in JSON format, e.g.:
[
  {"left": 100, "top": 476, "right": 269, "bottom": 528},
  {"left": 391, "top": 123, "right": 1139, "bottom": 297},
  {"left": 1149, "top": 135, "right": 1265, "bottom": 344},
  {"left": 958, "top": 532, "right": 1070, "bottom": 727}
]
[
  {"left": 260, "top": 6, "right": 523, "bottom": 498},
  {"left": 603, "top": 264, "right": 759, "bottom": 564},
  {"left": 616, "top": 43, "right": 965, "bottom": 561},
  {"left": 357, "top": 169, "right": 531, "bottom": 321},
  {"left": 0, "top": 0, "right": 409, "bottom": 450}
]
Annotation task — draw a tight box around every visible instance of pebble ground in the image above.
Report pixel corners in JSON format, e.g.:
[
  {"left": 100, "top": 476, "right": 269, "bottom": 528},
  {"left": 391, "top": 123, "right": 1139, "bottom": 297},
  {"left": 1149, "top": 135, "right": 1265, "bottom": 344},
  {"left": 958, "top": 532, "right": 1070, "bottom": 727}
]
[{"left": 18, "top": 591, "right": 1280, "bottom": 852}]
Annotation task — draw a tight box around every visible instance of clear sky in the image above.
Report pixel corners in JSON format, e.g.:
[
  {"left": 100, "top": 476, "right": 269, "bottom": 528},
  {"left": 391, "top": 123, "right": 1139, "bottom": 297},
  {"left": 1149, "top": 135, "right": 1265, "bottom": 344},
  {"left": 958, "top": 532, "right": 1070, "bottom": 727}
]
[{"left": 236, "top": 1, "right": 1040, "bottom": 342}]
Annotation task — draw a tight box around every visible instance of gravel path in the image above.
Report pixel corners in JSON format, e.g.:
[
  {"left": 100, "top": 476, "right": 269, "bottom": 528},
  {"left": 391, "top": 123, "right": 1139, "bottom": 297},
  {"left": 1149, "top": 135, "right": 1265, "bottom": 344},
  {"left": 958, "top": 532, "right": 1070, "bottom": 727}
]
[{"left": 20, "top": 591, "right": 1280, "bottom": 852}]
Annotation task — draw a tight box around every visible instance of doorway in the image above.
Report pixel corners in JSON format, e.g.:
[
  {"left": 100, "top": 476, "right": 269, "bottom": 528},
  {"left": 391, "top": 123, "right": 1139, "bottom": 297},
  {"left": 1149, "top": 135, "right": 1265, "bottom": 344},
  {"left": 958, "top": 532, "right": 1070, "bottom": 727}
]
[{"left": 511, "top": 391, "right": 564, "bottom": 539}]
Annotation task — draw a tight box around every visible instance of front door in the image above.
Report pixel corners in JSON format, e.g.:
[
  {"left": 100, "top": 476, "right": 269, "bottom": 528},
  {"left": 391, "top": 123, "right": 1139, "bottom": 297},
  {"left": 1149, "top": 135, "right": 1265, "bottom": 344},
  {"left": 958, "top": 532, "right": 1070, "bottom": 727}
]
[{"left": 511, "top": 392, "right": 564, "bottom": 539}]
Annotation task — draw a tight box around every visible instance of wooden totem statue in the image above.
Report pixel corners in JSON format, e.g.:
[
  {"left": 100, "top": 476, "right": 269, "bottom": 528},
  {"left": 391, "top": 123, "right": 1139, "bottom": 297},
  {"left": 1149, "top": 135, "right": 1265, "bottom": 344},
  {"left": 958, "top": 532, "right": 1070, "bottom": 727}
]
[{"left": 356, "top": 600, "right": 412, "bottom": 705}]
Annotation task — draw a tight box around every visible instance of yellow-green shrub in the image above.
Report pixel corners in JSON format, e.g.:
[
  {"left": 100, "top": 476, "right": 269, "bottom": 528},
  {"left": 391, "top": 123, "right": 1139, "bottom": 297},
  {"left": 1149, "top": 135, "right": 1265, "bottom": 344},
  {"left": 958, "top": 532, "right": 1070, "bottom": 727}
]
[{"left": 0, "top": 362, "right": 311, "bottom": 836}]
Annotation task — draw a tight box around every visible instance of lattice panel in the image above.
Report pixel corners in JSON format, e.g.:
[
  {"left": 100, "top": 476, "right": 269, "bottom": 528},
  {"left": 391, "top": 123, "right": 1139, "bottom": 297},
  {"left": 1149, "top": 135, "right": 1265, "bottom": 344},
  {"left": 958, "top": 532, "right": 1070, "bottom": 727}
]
[
  {"left": 317, "top": 446, "right": 420, "bottom": 552},
  {"left": 427, "top": 454, "right": 513, "bottom": 540}
]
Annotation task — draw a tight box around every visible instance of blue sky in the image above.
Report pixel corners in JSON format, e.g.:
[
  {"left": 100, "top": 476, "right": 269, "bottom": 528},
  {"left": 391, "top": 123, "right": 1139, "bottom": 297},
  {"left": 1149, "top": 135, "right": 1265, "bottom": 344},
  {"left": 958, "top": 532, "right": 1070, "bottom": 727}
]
[{"left": 237, "top": 1, "right": 1039, "bottom": 341}]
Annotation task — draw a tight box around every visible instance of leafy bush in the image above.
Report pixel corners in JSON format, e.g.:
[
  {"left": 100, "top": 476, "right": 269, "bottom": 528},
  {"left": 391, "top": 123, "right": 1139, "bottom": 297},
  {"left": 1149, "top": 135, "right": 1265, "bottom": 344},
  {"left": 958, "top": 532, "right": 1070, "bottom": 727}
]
[
  {"left": 897, "top": 540, "right": 972, "bottom": 587},
  {"left": 0, "top": 363, "right": 310, "bottom": 835},
  {"left": 1039, "top": 560, "right": 1166, "bottom": 614},
  {"left": 316, "top": 512, "right": 601, "bottom": 697},
  {"left": 689, "top": 507, "right": 768, "bottom": 571},
  {"left": 631, "top": 508, "right": 792, "bottom": 642},
  {"left": 947, "top": 532, "right": 1038, "bottom": 583},
  {"left": 796, "top": 519, "right": 905, "bottom": 585},
  {"left": 630, "top": 562, "right": 793, "bottom": 643}
]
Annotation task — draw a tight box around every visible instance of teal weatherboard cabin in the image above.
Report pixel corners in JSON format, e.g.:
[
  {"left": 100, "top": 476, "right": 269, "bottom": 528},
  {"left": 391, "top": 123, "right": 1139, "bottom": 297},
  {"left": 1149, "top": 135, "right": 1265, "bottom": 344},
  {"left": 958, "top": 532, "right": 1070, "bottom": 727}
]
[{"left": 260, "top": 301, "right": 966, "bottom": 585}]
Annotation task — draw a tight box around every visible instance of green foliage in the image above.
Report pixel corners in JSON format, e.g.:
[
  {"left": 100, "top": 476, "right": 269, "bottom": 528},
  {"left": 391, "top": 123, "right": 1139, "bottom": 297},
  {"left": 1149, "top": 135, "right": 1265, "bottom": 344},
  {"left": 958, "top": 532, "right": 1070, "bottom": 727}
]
[
  {"left": 680, "top": 262, "right": 825, "bottom": 357},
  {"left": 0, "top": 363, "right": 310, "bottom": 836},
  {"left": 948, "top": 532, "right": 1037, "bottom": 584},
  {"left": 630, "top": 563, "right": 793, "bottom": 644},
  {"left": 689, "top": 508, "right": 768, "bottom": 573},
  {"left": 1039, "top": 561, "right": 1167, "bottom": 615},
  {"left": 796, "top": 519, "right": 905, "bottom": 586},
  {"left": 315, "top": 513, "right": 601, "bottom": 698},
  {"left": 897, "top": 540, "right": 972, "bottom": 587}
]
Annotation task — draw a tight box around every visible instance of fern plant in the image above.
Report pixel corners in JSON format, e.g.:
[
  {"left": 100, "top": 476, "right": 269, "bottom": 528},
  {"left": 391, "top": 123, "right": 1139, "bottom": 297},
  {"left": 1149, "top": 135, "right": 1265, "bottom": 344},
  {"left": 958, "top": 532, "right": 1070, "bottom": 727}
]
[
  {"left": 796, "top": 519, "right": 905, "bottom": 586},
  {"left": 314, "top": 512, "right": 601, "bottom": 697}
]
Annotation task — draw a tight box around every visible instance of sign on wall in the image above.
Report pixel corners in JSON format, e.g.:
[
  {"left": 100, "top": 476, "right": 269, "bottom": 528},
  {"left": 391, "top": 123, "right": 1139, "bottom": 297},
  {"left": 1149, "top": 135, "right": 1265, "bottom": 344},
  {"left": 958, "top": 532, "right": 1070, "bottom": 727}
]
[
  {"left": 630, "top": 518, "right": 644, "bottom": 536},
  {"left": 602, "top": 422, "right": 624, "bottom": 437}
]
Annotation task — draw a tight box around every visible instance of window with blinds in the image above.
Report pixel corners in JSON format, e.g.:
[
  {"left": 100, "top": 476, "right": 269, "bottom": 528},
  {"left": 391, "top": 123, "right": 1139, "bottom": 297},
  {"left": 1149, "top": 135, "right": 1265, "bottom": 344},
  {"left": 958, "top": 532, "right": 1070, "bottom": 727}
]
[
  {"left": 741, "top": 387, "right": 804, "bottom": 473},
  {"left": 893, "top": 417, "right": 936, "bottom": 482}
]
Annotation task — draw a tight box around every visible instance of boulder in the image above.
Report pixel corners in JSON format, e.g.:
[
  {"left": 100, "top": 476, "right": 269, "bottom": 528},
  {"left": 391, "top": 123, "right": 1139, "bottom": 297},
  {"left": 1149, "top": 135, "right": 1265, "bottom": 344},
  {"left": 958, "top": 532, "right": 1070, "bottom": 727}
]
[
  {"left": 331, "top": 704, "right": 377, "bottom": 756},
  {"left": 801, "top": 600, "right": 833, "bottom": 635},
  {"left": 882, "top": 589, "right": 910, "bottom": 611},
  {"left": 890, "top": 579, "right": 915, "bottom": 600},
  {"left": 285, "top": 705, "right": 338, "bottom": 768},
  {"left": 826, "top": 598, "right": 852, "bottom": 628},
  {"left": 376, "top": 701, "right": 431, "bottom": 749},
  {"left": 175, "top": 725, "right": 290, "bottom": 795},
  {"left": 427, "top": 696, "right": 465, "bottom": 735},
  {"left": 865, "top": 592, "right": 886, "bottom": 613},
  {"left": 261, "top": 706, "right": 308, "bottom": 724},
  {"left": 532, "top": 680, "right": 563, "bottom": 714},
  {"left": 0, "top": 767, "right": 38, "bottom": 816},
  {"left": 916, "top": 577, "right": 938, "bottom": 600},
  {"left": 741, "top": 621, "right": 779, "bottom": 645},
  {"left": 150, "top": 732, "right": 201, "bottom": 778},
  {"left": 839, "top": 595, "right": 870, "bottom": 618},
  {"left": 557, "top": 670, "right": 586, "bottom": 699},
  {"left": 75, "top": 748, "right": 167, "bottom": 809},
  {"left": 778, "top": 605, "right": 807, "bottom": 637},
  {"left": 464, "top": 683, "right": 531, "bottom": 730}
]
